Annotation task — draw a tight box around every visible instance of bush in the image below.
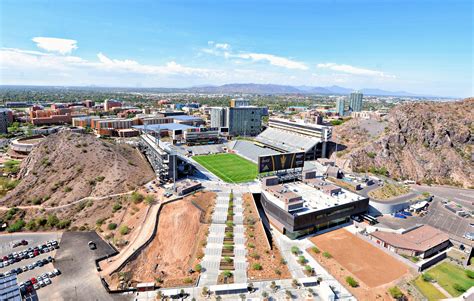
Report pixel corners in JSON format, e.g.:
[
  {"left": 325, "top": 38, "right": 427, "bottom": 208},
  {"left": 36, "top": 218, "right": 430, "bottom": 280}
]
[
  {"left": 119, "top": 225, "right": 130, "bottom": 235},
  {"left": 25, "top": 220, "right": 38, "bottom": 231},
  {"left": 112, "top": 203, "right": 122, "bottom": 213},
  {"left": 195, "top": 264, "right": 202, "bottom": 272},
  {"left": 96, "top": 218, "right": 106, "bottom": 226},
  {"left": 346, "top": 276, "right": 359, "bottom": 287},
  {"left": 130, "top": 192, "right": 144, "bottom": 204},
  {"left": 367, "top": 152, "right": 376, "bottom": 159},
  {"left": 7, "top": 220, "right": 25, "bottom": 232},
  {"left": 96, "top": 176, "right": 105, "bottom": 182},
  {"left": 63, "top": 186, "right": 72, "bottom": 193},
  {"left": 183, "top": 277, "right": 193, "bottom": 284},
  {"left": 291, "top": 246, "right": 300, "bottom": 254},
  {"left": 388, "top": 286, "right": 404, "bottom": 299},
  {"left": 223, "top": 256, "right": 233, "bottom": 263},
  {"left": 252, "top": 263, "right": 262, "bottom": 270},
  {"left": 108, "top": 223, "right": 117, "bottom": 230},
  {"left": 57, "top": 219, "right": 71, "bottom": 229},
  {"left": 304, "top": 265, "right": 313, "bottom": 274},
  {"left": 465, "top": 269, "right": 474, "bottom": 279},
  {"left": 47, "top": 214, "right": 59, "bottom": 228},
  {"left": 311, "top": 246, "right": 320, "bottom": 254},
  {"left": 250, "top": 252, "right": 260, "bottom": 259},
  {"left": 422, "top": 273, "right": 433, "bottom": 282},
  {"left": 298, "top": 256, "right": 307, "bottom": 264},
  {"left": 453, "top": 283, "right": 466, "bottom": 293},
  {"left": 248, "top": 242, "right": 255, "bottom": 248},
  {"left": 222, "top": 270, "right": 232, "bottom": 278},
  {"left": 144, "top": 195, "right": 155, "bottom": 205},
  {"left": 322, "top": 251, "right": 332, "bottom": 259}
]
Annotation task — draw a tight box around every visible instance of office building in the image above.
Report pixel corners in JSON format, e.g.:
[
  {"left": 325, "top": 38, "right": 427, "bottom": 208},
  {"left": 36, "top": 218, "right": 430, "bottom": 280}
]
[
  {"left": 336, "top": 98, "right": 345, "bottom": 116},
  {"left": 210, "top": 105, "right": 266, "bottom": 137},
  {"left": 349, "top": 91, "right": 363, "bottom": 112},
  {"left": 0, "top": 109, "right": 12, "bottom": 134},
  {"left": 230, "top": 98, "right": 250, "bottom": 108},
  {"left": 210, "top": 107, "right": 227, "bottom": 128},
  {"left": 103, "top": 99, "right": 122, "bottom": 112},
  {"left": 259, "top": 171, "right": 369, "bottom": 239}
]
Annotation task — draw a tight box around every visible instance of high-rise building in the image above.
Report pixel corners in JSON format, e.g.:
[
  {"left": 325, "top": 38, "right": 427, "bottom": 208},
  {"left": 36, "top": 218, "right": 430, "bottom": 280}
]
[
  {"left": 0, "top": 109, "right": 10, "bottom": 134},
  {"left": 349, "top": 91, "right": 363, "bottom": 112},
  {"left": 210, "top": 107, "right": 227, "bottom": 128},
  {"left": 336, "top": 98, "right": 345, "bottom": 116},
  {"left": 230, "top": 98, "right": 250, "bottom": 108},
  {"left": 210, "top": 105, "right": 266, "bottom": 136}
]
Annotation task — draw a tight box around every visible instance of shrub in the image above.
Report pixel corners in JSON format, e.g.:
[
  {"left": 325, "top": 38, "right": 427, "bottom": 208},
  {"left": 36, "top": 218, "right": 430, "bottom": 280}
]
[
  {"left": 63, "top": 186, "right": 72, "bottom": 193},
  {"left": 465, "top": 270, "right": 474, "bottom": 279},
  {"left": 388, "top": 286, "right": 404, "bottom": 299},
  {"left": 291, "top": 246, "right": 300, "bottom": 254},
  {"left": 195, "top": 264, "right": 202, "bottom": 272},
  {"left": 223, "top": 244, "right": 233, "bottom": 250},
  {"left": 298, "top": 256, "right": 307, "bottom": 264},
  {"left": 250, "top": 252, "right": 260, "bottom": 259},
  {"left": 453, "top": 283, "right": 466, "bottom": 293},
  {"left": 144, "top": 195, "right": 155, "bottom": 205},
  {"left": 96, "top": 218, "right": 106, "bottom": 226},
  {"left": 112, "top": 203, "right": 122, "bottom": 213},
  {"left": 222, "top": 270, "right": 232, "bottom": 278},
  {"left": 422, "top": 273, "right": 433, "bottom": 282},
  {"left": 108, "top": 223, "right": 117, "bottom": 230},
  {"left": 32, "top": 198, "right": 42, "bottom": 205},
  {"left": 248, "top": 242, "right": 255, "bottom": 248},
  {"left": 25, "top": 220, "right": 37, "bottom": 231},
  {"left": 311, "top": 246, "right": 320, "bottom": 254},
  {"left": 322, "top": 251, "right": 332, "bottom": 259},
  {"left": 304, "top": 265, "right": 313, "bottom": 274},
  {"left": 223, "top": 256, "right": 233, "bottom": 263},
  {"left": 7, "top": 220, "right": 25, "bottom": 232},
  {"left": 367, "top": 152, "right": 376, "bottom": 159},
  {"left": 47, "top": 214, "right": 59, "bottom": 228},
  {"left": 225, "top": 232, "right": 233, "bottom": 238},
  {"left": 96, "top": 176, "right": 105, "bottom": 182},
  {"left": 119, "top": 225, "right": 130, "bottom": 235},
  {"left": 183, "top": 277, "right": 193, "bottom": 284},
  {"left": 346, "top": 276, "right": 359, "bottom": 287},
  {"left": 252, "top": 263, "right": 262, "bottom": 270},
  {"left": 130, "top": 192, "right": 144, "bottom": 204},
  {"left": 57, "top": 219, "right": 71, "bottom": 229}
]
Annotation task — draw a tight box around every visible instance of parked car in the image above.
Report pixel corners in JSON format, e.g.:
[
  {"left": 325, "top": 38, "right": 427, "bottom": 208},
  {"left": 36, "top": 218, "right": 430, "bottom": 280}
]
[
  {"left": 463, "top": 232, "right": 474, "bottom": 241},
  {"left": 53, "top": 268, "right": 61, "bottom": 276},
  {"left": 88, "top": 241, "right": 97, "bottom": 250},
  {"left": 44, "top": 278, "right": 51, "bottom": 285}
]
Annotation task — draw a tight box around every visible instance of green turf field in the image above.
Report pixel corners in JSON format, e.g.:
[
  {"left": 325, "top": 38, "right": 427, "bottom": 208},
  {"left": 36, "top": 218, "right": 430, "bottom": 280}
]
[{"left": 193, "top": 153, "right": 258, "bottom": 183}]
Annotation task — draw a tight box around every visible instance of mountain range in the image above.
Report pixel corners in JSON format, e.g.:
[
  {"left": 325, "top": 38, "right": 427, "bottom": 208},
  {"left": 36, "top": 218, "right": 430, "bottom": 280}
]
[{"left": 184, "top": 84, "right": 428, "bottom": 97}]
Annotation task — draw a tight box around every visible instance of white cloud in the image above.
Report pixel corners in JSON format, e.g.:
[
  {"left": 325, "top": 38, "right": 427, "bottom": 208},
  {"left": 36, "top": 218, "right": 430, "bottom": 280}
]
[
  {"left": 316, "top": 63, "right": 395, "bottom": 78},
  {"left": 32, "top": 37, "right": 78, "bottom": 55},
  {"left": 236, "top": 52, "right": 308, "bottom": 70},
  {"left": 203, "top": 42, "right": 308, "bottom": 70},
  {"left": 214, "top": 43, "right": 230, "bottom": 50}
]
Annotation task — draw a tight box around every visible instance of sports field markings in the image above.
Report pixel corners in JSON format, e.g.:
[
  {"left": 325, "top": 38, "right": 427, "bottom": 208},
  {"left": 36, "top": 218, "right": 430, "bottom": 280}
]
[{"left": 193, "top": 153, "right": 257, "bottom": 183}]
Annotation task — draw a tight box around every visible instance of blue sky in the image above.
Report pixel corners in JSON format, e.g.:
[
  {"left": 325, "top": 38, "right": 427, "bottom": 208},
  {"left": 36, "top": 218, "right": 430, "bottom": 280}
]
[{"left": 0, "top": 0, "right": 472, "bottom": 97}]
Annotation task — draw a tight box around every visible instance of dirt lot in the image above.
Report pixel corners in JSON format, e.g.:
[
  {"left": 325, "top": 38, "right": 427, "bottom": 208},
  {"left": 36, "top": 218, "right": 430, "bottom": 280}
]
[
  {"left": 309, "top": 228, "right": 413, "bottom": 300},
  {"left": 243, "top": 193, "right": 290, "bottom": 280},
  {"left": 109, "top": 191, "right": 215, "bottom": 288}
]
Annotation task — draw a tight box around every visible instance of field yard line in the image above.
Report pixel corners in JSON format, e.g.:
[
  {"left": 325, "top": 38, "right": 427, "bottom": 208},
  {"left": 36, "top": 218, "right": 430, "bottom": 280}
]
[{"left": 197, "top": 159, "right": 235, "bottom": 183}]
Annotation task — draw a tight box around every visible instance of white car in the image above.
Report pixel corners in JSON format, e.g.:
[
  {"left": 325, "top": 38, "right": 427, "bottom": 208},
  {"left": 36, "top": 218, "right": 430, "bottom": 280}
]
[
  {"left": 464, "top": 232, "right": 474, "bottom": 241},
  {"left": 44, "top": 278, "right": 51, "bottom": 285}
]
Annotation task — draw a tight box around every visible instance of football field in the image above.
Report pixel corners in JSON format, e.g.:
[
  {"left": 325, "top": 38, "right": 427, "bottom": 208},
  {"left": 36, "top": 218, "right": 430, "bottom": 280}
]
[{"left": 193, "top": 153, "right": 258, "bottom": 183}]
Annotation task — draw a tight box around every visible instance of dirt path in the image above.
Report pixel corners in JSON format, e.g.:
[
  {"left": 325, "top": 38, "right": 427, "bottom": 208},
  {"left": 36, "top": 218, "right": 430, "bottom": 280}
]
[
  {"left": 0, "top": 190, "right": 134, "bottom": 211},
  {"left": 99, "top": 202, "right": 161, "bottom": 276}
]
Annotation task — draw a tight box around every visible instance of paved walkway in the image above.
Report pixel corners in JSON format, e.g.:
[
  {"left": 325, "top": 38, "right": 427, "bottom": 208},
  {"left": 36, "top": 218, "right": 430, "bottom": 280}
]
[
  {"left": 232, "top": 193, "right": 247, "bottom": 283},
  {"left": 198, "top": 190, "right": 229, "bottom": 286}
]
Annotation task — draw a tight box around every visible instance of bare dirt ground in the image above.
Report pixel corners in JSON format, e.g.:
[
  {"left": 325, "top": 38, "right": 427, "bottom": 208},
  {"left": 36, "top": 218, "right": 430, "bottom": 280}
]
[
  {"left": 309, "top": 228, "right": 414, "bottom": 300},
  {"left": 108, "top": 191, "right": 215, "bottom": 288},
  {"left": 243, "top": 193, "right": 291, "bottom": 280}
]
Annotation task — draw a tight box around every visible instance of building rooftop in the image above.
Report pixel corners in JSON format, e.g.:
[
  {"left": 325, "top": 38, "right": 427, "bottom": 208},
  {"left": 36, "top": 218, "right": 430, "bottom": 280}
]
[
  {"left": 256, "top": 127, "right": 322, "bottom": 152},
  {"left": 262, "top": 179, "right": 364, "bottom": 215},
  {"left": 371, "top": 225, "right": 450, "bottom": 252},
  {"left": 172, "top": 115, "right": 202, "bottom": 121},
  {"left": 0, "top": 274, "right": 21, "bottom": 301},
  {"left": 133, "top": 123, "right": 196, "bottom": 132}
]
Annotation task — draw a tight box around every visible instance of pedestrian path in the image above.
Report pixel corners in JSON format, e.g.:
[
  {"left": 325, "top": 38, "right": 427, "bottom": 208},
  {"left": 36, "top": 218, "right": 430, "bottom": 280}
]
[{"left": 232, "top": 194, "right": 248, "bottom": 284}]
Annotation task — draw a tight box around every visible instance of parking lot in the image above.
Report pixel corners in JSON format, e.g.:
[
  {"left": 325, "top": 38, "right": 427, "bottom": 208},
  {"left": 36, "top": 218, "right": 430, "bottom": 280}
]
[
  {"left": 46, "top": 231, "right": 128, "bottom": 301},
  {"left": 378, "top": 198, "right": 473, "bottom": 246},
  {"left": 0, "top": 232, "right": 62, "bottom": 299}
]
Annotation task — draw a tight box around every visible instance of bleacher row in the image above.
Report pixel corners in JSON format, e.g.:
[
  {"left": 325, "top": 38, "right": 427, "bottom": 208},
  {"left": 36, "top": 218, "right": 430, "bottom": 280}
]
[
  {"left": 255, "top": 127, "right": 319, "bottom": 153},
  {"left": 227, "top": 140, "right": 278, "bottom": 163}
]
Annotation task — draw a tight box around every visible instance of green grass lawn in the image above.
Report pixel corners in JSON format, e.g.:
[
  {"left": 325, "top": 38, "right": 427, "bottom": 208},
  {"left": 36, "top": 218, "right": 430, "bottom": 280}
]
[
  {"left": 193, "top": 153, "right": 258, "bottom": 183},
  {"left": 413, "top": 276, "right": 447, "bottom": 300},
  {"left": 425, "top": 262, "right": 474, "bottom": 297}
]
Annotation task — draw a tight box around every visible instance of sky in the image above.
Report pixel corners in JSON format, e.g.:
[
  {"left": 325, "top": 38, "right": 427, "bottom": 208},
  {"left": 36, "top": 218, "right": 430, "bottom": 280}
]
[{"left": 0, "top": 0, "right": 472, "bottom": 97}]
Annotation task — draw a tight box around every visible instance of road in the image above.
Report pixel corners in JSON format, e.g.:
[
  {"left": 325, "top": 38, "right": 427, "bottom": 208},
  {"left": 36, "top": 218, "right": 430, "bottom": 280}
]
[{"left": 411, "top": 185, "right": 474, "bottom": 211}]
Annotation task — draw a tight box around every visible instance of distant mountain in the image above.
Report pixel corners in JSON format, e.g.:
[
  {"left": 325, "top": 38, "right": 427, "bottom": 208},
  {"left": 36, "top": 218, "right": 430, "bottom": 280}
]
[{"left": 186, "top": 83, "right": 425, "bottom": 97}]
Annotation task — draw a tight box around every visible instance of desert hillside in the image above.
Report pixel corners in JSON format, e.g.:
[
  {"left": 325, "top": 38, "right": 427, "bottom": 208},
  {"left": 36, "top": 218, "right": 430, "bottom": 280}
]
[
  {"left": 1, "top": 131, "right": 155, "bottom": 207},
  {"left": 333, "top": 98, "right": 473, "bottom": 188}
]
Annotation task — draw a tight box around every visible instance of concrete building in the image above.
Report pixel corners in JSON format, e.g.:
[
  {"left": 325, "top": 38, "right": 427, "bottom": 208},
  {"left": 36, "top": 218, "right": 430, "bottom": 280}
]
[
  {"left": 230, "top": 98, "right": 250, "bottom": 107},
  {"left": 0, "top": 109, "right": 11, "bottom": 134},
  {"left": 227, "top": 106, "right": 264, "bottom": 136},
  {"left": 210, "top": 107, "right": 227, "bottom": 128},
  {"left": 335, "top": 98, "right": 345, "bottom": 116},
  {"left": 103, "top": 99, "right": 122, "bottom": 112},
  {"left": 349, "top": 91, "right": 363, "bottom": 112},
  {"left": 259, "top": 172, "right": 369, "bottom": 239},
  {"left": 29, "top": 106, "right": 84, "bottom": 125},
  {"left": 370, "top": 225, "right": 450, "bottom": 259}
]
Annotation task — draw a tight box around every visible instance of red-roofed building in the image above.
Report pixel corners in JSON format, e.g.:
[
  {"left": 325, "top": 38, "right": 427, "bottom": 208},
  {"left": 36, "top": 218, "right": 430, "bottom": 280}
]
[{"left": 370, "top": 225, "right": 451, "bottom": 259}]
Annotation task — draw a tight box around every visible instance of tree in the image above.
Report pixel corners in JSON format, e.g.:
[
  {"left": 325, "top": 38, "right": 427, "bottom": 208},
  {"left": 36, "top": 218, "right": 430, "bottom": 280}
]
[
  {"left": 130, "top": 192, "right": 144, "bottom": 204},
  {"left": 422, "top": 273, "right": 433, "bottom": 282},
  {"left": 119, "top": 225, "right": 130, "bottom": 235},
  {"left": 291, "top": 246, "right": 300, "bottom": 254},
  {"left": 252, "top": 263, "right": 262, "bottom": 270},
  {"left": 108, "top": 223, "right": 117, "bottom": 230},
  {"left": 195, "top": 264, "right": 202, "bottom": 272},
  {"left": 346, "top": 276, "right": 359, "bottom": 287},
  {"left": 388, "top": 286, "right": 404, "bottom": 300},
  {"left": 144, "top": 195, "right": 155, "bottom": 205},
  {"left": 47, "top": 214, "right": 59, "bottom": 228},
  {"left": 311, "top": 246, "right": 320, "bottom": 254}
]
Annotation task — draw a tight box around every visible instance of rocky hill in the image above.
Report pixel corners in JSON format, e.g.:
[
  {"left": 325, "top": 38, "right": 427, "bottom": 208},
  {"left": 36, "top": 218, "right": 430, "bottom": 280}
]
[
  {"left": 333, "top": 98, "right": 473, "bottom": 188},
  {"left": 1, "top": 131, "right": 155, "bottom": 207}
]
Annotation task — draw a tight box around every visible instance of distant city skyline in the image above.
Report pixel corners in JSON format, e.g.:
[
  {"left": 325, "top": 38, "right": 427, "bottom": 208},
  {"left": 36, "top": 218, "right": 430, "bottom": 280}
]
[{"left": 0, "top": 0, "right": 472, "bottom": 97}]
